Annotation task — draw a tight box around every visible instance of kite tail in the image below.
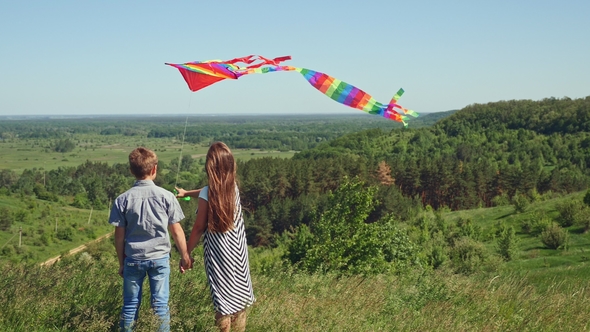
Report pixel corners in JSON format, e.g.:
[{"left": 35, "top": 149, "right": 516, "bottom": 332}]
[{"left": 386, "top": 88, "right": 419, "bottom": 118}]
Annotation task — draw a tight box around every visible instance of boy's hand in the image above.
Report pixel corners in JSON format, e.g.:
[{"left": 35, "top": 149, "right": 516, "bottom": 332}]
[
  {"left": 118, "top": 265, "right": 124, "bottom": 278},
  {"left": 179, "top": 256, "right": 193, "bottom": 273}
]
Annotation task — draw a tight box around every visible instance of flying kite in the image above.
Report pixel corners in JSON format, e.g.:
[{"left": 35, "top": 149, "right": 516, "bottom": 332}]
[{"left": 166, "top": 55, "right": 418, "bottom": 126}]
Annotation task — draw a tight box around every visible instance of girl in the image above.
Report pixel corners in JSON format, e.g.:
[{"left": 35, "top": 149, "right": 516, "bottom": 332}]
[{"left": 179, "top": 142, "right": 255, "bottom": 332}]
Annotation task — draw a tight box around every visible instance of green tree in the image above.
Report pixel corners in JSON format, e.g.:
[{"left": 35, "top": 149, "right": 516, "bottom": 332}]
[
  {"left": 555, "top": 200, "right": 584, "bottom": 227},
  {"left": 540, "top": 224, "right": 568, "bottom": 250},
  {"left": 512, "top": 194, "right": 530, "bottom": 214},
  {"left": 285, "top": 177, "right": 417, "bottom": 275},
  {"left": 583, "top": 189, "right": 590, "bottom": 207},
  {"left": 497, "top": 225, "right": 518, "bottom": 261},
  {"left": 52, "top": 139, "right": 76, "bottom": 153},
  {"left": 72, "top": 193, "right": 91, "bottom": 209},
  {"left": 0, "top": 207, "right": 12, "bottom": 231}
]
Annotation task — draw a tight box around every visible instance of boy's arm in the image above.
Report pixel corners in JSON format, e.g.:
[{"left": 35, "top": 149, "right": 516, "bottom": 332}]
[
  {"left": 114, "top": 227, "right": 126, "bottom": 278},
  {"left": 169, "top": 223, "right": 191, "bottom": 273},
  {"left": 188, "top": 198, "right": 208, "bottom": 254}
]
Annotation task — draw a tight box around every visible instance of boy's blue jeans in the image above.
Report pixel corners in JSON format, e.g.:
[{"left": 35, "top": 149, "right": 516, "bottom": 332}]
[{"left": 120, "top": 256, "right": 170, "bottom": 332}]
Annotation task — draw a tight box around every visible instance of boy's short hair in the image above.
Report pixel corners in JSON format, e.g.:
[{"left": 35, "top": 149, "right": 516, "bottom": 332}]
[{"left": 129, "top": 147, "right": 158, "bottom": 179}]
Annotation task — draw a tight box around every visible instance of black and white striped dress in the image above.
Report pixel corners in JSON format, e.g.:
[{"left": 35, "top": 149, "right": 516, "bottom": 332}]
[{"left": 199, "top": 186, "right": 255, "bottom": 315}]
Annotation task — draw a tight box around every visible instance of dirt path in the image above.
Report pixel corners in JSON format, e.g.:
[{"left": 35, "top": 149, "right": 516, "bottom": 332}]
[{"left": 40, "top": 232, "right": 113, "bottom": 266}]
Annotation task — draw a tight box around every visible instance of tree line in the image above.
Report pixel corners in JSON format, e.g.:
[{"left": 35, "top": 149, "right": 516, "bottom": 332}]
[{"left": 1, "top": 96, "right": 589, "bottom": 248}]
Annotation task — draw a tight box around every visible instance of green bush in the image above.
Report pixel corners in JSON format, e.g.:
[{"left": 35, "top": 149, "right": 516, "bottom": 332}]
[
  {"left": 497, "top": 225, "right": 518, "bottom": 261},
  {"left": 521, "top": 214, "right": 552, "bottom": 235},
  {"left": 583, "top": 189, "right": 590, "bottom": 207},
  {"left": 540, "top": 224, "right": 568, "bottom": 250},
  {"left": 427, "top": 243, "right": 448, "bottom": 270},
  {"left": 1, "top": 244, "right": 16, "bottom": 257},
  {"left": 284, "top": 177, "right": 417, "bottom": 275},
  {"left": 0, "top": 207, "right": 12, "bottom": 231},
  {"left": 56, "top": 227, "right": 74, "bottom": 241},
  {"left": 555, "top": 200, "right": 585, "bottom": 227},
  {"left": 13, "top": 209, "right": 29, "bottom": 224},
  {"left": 528, "top": 188, "right": 542, "bottom": 202},
  {"left": 449, "top": 237, "right": 490, "bottom": 275},
  {"left": 285, "top": 224, "right": 314, "bottom": 266},
  {"left": 72, "top": 193, "right": 91, "bottom": 209},
  {"left": 512, "top": 195, "right": 530, "bottom": 214},
  {"left": 492, "top": 193, "right": 510, "bottom": 207},
  {"left": 456, "top": 217, "right": 482, "bottom": 240}
]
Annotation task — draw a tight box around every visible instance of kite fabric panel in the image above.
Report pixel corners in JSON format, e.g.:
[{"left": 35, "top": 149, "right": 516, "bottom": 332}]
[{"left": 165, "top": 55, "right": 418, "bottom": 126}]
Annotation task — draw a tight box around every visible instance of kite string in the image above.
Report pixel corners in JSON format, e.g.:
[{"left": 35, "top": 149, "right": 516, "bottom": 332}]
[{"left": 174, "top": 95, "right": 191, "bottom": 189}]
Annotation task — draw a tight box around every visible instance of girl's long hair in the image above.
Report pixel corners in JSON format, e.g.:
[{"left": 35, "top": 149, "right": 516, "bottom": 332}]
[{"left": 205, "top": 142, "right": 236, "bottom": 233}]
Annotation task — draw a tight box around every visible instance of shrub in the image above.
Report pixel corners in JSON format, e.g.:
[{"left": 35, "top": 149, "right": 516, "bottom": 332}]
[
  {"left": 456, "top": 217, "right": 481, "bottom": 240},
  {"left": 39, "top": 232, "right": 52, "bottom": 246},
  {"left": 497, "top": 225, "right": 518, "bottom": 261},
  {"left": 492, "top": 193, "right": 510, "bottom": 207},
  {"left": 13, "top": 210, "right": 29, "bottom": 224},
  {"left": 56, "top": 227, "right": 73, "bottom": 241},
  {"left": 1, "top": 244, "right": 16, "bottom": 257},
  {"left": 0, "top": 207, "right": 12, "bottom": 231},
  {"left": 427, "top": 242, "right": 448, "bottom": 269},
  {"left": 540, "top": 224, "right": 568, "bottom": 250},
  {"left": 449, "top": 237, "right": 490, "bottom": 275},
  {"left": 521, "top": 214, "right": 552, "bottom": 235},
  {"left": 512, "top": 195, "right": 530, "bottom": 214},
  {"left": 72, "top": 193, "right": 91, "bottom": 209},
  {"left": 528, "top": 187, "right": 542, "bottom": 202},
  {"left": 555, "top": 200, "right": 584, "bottom": 227},
  {"left": 426, "top": 230, "right": 449, "bottom": 269},
  {"left": 284, "top": 177, "right": 417, "bottom": 275},
  {"left": 580, "top": 214, "right": 590, "bottom": 233},
  {"left": 285, "top": 224, "right": 314, "bottom": 265},
  {"left": 583, "top": 189, "right": 590, "bottom": 207}
]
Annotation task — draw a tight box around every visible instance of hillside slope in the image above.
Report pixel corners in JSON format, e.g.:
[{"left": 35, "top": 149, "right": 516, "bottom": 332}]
[{"left": 435, "top": 96, "right": 590, "bottom": 135}]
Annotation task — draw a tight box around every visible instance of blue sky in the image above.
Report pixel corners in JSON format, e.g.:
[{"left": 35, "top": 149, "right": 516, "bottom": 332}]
[{"left": 1, "top": 0, "right": 589, "bottom": 117}]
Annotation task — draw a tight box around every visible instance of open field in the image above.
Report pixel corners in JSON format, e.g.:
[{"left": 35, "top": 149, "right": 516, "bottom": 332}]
[
  {"left": 0, "top": 136, "right": 295, "bottom": 174},
  {"left": 0, "top": 113, "right": 454, "bottom": 173}
]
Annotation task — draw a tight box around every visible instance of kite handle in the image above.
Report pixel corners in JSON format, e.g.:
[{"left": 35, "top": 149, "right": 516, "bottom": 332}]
[{"left": 174, "top": 189, "right": 191, "bottom": 201}]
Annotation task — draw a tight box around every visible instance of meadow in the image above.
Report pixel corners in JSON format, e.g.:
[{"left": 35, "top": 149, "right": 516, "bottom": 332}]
[
  {"left": 1, "top": 189, "right": 589, "bottom": 331},
  {"left": 0, "top": 135, "right": 295, "bottom": 174},
  {"left": 1, "top": 199, "right": 589, "bottom": 331},
  {"left": 0, "top": 112, "right": 450, "bottom": 173},
  {"left": 2, "top": 110, "right": 590, "bottom": 331}
]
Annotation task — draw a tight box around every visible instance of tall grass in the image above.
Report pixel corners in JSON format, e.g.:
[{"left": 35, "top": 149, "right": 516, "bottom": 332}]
[{"left": 0, "top": 241, "right": 588, "bottom": 331}]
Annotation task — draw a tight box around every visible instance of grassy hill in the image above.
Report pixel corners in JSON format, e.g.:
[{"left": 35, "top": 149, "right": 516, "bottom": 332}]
[
  {"left": 444, "top": 191, "right": 590, "bottom": 290},
  {"left": 435, "top": 96, "right": 590, "bottom": 135},
  {"left": 1, "top": 191, "right": 589, "bottom": 331},
  {"left": 0, "top": 195, "right": 112, "bottom": 263}
]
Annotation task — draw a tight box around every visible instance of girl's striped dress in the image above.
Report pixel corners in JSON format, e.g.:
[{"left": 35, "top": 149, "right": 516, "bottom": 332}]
[{"left": 199, "top": 186, "right": 255, "bottom": 315}]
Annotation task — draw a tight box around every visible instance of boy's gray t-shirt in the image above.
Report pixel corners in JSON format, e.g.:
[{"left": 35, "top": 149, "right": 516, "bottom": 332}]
[{"left": 109, "top": 180, "right": 185, "bottom": 260}]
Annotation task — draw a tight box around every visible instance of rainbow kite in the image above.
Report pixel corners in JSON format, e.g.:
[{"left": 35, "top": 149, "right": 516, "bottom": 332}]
[{"left": 166, "top": 55, "right": 418, "bottom": 126}]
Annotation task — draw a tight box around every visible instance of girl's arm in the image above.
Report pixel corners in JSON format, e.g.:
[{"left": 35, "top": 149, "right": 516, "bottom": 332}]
[
  {"left": 187, "top": 197, "right": 208, "bottom": 255},
  {"left": 175, "top": 187, "right": 203, "bottom": 198}
]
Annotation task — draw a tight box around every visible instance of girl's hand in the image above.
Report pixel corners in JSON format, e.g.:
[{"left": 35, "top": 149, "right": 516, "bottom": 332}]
[{"left": 175, "top": 187, "right": 187, "bottom": 198}]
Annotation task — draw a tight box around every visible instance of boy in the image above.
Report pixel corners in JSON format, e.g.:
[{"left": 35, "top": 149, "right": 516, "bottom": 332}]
[{"left": 109, "top": 147, "right": 191, "bottom": 332}]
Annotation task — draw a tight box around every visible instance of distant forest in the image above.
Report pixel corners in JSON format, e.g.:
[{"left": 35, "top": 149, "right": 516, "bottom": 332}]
[
  {"left": 1, "top": 97, "right": 589, "bottom": 246},
  {"left": 0, "top": 112, "right": 452, "bottom": 151}
]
